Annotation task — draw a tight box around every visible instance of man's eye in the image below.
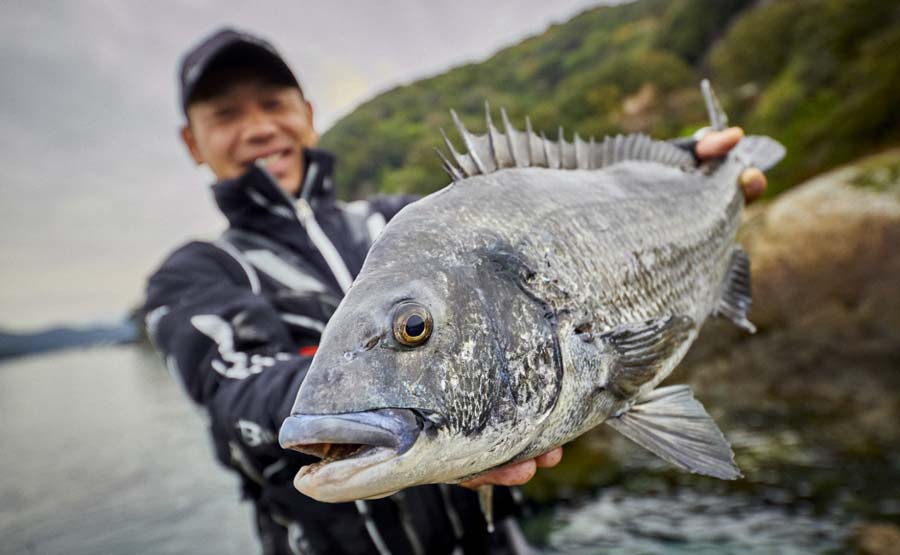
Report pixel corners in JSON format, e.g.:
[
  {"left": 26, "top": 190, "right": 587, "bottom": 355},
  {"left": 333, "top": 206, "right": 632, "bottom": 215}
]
[
  {"left": 261, "top": 98, "right": 283, "bottom": 111},
  {"left": 213, "top": 108, "right": 237, "bottom": 121}
]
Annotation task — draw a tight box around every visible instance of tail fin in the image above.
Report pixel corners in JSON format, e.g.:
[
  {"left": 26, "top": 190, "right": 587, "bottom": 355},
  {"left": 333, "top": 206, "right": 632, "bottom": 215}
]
[
  {"left": 733, "top": 135, "right": 786, "bottom": 172},
  {"left": 701, "top": 79, "right": 786, "bottom": 171}
]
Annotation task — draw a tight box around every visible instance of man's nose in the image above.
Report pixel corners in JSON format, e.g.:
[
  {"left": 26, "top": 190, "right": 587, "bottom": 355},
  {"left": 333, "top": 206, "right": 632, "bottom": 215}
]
[{"left": 241, "top": 109, "right": 278, "bottom": 143}]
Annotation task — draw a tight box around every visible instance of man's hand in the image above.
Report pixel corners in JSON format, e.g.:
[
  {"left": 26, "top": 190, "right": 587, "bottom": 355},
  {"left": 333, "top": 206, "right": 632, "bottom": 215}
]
[
  {"left": 696, "top": 127, "right": 768, "bottom": 202},
  {"left": 461, "top": 127, "right": 766, "bottom": 491},
  {"left": 460, "top": 447, "right": 563, "bottom": 489}
]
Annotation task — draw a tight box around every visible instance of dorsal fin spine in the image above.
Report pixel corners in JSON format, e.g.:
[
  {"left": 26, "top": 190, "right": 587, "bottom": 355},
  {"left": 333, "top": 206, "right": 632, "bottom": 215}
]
[
  {"left": 499, "top": 108, "right": 521, "bottom": 168},
  {"left": 555, "top": 127, "right": 563, "bottom": 170},
  {"left": 524, "top": 117, "right": 535, "bottom": 167},
  {"left": 540, "top": 131, "right": 552, "bottom": 169},
  {"left": 434, "top": 147, "right": 464, "bottom": 181},
  {"left": 440, "top": 127, "right": 476, "bottom": 177},
  {"left": 484, "top": 101, "right": 500, "bottom": 170},
  {"left": 588, "top": 136, "right": 596, "bottom": 170},
  {"left": 450, "top": 109, "right": 487, "bottom": 175},
  {"left": 438, "top": 103, "right": 696, "bottom": 182}
]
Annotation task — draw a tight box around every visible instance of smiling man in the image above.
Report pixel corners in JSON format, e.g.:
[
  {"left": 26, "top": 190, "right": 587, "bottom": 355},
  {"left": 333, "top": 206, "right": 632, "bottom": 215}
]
[
  {"left": 181, "top": 71, "right": 316, "bottom": 194},
  {"left": 144, "top": 27, "right": 765, "bottom": 555}
]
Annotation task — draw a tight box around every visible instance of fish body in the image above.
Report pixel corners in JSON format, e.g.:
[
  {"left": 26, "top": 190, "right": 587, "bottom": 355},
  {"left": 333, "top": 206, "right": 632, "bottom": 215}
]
[{"left": 279, "top": 82, "right": 785, "bottom": 503}]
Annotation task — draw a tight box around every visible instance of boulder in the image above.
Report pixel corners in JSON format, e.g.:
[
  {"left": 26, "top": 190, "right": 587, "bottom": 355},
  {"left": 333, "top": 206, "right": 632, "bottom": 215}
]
[{"left": 856, "top": 522, "right": 900, "bottom": 555}]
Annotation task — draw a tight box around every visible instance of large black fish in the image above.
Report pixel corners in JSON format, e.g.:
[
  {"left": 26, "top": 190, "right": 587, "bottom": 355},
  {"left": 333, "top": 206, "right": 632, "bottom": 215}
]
[{"left": 279, "top": 81, "right": 785, "bottom": 507}]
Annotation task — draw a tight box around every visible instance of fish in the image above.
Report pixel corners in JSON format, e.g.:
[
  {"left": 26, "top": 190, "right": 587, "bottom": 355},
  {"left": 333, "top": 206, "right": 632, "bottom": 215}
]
[{"left": 278, "top": 81, "right": 786, "bottom": 510}]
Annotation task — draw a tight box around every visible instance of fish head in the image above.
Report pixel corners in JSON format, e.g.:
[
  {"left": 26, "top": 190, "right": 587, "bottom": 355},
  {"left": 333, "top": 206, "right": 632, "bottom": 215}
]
[{"left": 279, "top": 237, "right": 562, "bottom": 501}]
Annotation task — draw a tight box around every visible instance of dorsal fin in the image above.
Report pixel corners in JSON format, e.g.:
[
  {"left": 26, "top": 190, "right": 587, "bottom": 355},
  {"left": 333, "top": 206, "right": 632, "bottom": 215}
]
[
  {"left": 437, "top": 80, "right": 794, "bottom": 181},
  {"left": 439, "top": 107, "right": 695, "bottom": 181}
]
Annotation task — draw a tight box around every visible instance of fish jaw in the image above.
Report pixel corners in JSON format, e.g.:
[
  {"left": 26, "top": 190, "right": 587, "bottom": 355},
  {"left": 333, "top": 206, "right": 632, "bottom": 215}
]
[
  {"left": 279, "top": 408, "right": 427, "bottom": 502},
  {"left": 280, "top": 408, "right": 535, "bottom": 502}
]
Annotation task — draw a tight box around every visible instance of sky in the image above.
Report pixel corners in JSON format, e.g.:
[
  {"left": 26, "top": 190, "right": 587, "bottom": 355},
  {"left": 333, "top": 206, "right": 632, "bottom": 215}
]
[{"left": 0, "top": 0, "right": 613, "bottom": 329}]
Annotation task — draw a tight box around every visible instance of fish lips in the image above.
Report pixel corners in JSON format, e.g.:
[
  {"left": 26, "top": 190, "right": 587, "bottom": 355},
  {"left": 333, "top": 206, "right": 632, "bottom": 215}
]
[{"left": 279, "top": 407, "right": 421, "bottom": 460}]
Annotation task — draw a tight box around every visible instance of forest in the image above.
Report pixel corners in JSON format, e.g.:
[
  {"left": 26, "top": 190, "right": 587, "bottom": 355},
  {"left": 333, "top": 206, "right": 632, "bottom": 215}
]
[{"left": 320, "top": 0, "right": 900, "bottom": 199}]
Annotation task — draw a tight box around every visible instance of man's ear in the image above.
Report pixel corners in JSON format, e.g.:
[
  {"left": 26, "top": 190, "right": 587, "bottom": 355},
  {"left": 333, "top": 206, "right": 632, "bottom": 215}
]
[
  {"left": 303, "top": 100, "right": 320, "bottom": 146},
  {"left": 180, "top": 125, "right": 205, "bottom": 165}
]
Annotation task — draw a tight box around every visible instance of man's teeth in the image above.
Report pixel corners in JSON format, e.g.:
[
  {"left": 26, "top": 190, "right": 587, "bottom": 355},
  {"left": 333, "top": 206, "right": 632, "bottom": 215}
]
[{"left": 257, "top": 153, "right": 282, "bottom": 167}]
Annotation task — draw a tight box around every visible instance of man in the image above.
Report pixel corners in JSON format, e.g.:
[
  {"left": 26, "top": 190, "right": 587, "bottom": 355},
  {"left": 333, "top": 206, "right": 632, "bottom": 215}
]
[{"left": 144, "top": 27, "right": 766, "bottom": 555}]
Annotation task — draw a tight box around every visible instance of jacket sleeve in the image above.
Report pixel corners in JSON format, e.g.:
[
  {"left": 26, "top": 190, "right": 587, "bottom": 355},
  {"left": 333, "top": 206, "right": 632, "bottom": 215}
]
[
  {"left": 367, "top": 193, "right": 421, "bottom": 222},
  {"left": 143, "top": 241, "right": 311, "bottom": 457}
]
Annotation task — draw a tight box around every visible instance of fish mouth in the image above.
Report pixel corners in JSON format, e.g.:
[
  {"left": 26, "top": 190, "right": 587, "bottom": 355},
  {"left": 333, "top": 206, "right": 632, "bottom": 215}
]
[{"left": 279, "top": 408, "right": 422, "bottom": 480}]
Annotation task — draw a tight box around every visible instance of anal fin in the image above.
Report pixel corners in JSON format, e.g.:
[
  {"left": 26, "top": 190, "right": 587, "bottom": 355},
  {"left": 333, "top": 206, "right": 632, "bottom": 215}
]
[
  {"left": 606, "top": 385, "right": 741, "bottom": 480},
  {"left": 715, "top": 247, "right": 756, "bottom": 333}
]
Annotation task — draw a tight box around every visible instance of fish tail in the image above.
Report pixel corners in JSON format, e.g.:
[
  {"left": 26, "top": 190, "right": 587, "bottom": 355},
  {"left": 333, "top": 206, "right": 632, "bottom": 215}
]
[
  {"left": 702, "top": 80, "right": 787, "bottom": 171},
  {"left": 732, "top": 136, "right": 787, "bottom": 172}
]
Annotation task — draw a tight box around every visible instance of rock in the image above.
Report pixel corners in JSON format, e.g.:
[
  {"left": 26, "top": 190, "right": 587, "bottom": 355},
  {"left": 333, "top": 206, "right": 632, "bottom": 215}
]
[
  {"left": 618, "top": 83, "right": 659, "bottom": 132},
  {"left": 856, "top": 522, "right": 900, "bottom": 555}
]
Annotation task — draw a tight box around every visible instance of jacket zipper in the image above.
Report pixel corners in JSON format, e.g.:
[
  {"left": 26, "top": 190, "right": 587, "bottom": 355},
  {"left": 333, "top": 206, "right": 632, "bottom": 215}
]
[{"left": 295, "top": 197, "right": 354, "bottom": 293}]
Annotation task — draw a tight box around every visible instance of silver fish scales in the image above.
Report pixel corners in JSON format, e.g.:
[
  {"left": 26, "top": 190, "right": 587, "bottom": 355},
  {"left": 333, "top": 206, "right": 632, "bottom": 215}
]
[{"left": 279, "top": 81, "right": 786, "bottom": 509}]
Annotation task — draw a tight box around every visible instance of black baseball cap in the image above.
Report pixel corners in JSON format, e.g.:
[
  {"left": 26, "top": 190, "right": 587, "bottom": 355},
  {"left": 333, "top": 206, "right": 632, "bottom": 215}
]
[{"left": 178, "top": 27, "right": 301, "bottom": 115}]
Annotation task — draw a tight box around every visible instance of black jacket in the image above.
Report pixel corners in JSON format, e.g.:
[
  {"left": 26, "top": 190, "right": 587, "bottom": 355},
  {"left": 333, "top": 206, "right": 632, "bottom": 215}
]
[{"left": 144, "top": 149, "right": 519, "bottom": 555}]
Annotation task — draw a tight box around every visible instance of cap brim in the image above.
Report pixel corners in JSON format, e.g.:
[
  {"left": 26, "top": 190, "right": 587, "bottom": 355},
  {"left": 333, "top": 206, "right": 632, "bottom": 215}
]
[{"left": 181, "top": 38, "right": 299, "bottom": 113}]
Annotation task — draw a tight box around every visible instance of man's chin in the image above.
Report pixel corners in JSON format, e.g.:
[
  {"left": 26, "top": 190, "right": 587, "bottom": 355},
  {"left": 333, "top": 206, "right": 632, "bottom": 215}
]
[{"left": 274, "top": 174, "right": 301, "bottom": 195}]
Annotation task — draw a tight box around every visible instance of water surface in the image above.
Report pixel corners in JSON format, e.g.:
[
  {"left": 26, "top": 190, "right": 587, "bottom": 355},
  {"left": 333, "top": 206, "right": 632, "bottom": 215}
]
[
  {"left": 2, "top": 345, "right": 893, "bottom": 554},
  {"left": 0, "top": 346, "right": 255, "bottom": 554}
]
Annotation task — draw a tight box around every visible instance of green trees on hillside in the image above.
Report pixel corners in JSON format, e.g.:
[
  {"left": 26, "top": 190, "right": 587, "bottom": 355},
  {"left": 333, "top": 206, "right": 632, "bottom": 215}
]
[{"left": 321, "top": 0, "right": 900, "bottom": 198}]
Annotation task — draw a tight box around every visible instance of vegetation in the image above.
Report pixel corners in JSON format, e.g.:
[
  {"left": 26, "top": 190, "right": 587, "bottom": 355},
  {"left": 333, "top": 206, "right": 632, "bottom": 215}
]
[{"left": 320, "top": 0, "right": 900, "bottom": 198}]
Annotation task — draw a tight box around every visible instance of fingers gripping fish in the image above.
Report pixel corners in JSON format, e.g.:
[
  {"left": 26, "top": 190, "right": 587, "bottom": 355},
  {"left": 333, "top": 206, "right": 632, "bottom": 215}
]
[{"left": 278, "top": 82, "right": 786, "bottom": 515}]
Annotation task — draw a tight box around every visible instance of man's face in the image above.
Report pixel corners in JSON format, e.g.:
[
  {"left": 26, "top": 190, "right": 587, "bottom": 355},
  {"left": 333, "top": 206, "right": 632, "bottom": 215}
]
[{"left": 182, "top": 77, "right": 317, "bottom": 195}]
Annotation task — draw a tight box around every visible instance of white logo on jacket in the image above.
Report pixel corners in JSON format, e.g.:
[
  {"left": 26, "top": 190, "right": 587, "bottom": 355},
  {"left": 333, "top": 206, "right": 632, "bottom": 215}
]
[{"left": 190, "top": 314, "right": 290, "bottom": 379}]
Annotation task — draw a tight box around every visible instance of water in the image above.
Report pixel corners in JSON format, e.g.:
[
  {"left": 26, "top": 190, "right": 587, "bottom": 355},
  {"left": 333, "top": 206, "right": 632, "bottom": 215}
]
[
  {"left": 536, "top": 488, "right": 849, "bottom": 555},
  {"left": 0, "top": 346, "right": 255, "bottom": 555},
  {"left": 0, "top": 345, "right": 889, "bottom": 554}
]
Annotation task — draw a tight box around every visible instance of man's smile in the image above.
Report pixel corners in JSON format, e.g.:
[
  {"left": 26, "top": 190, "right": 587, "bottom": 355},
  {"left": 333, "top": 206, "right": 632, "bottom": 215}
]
[{"left": 247, "top": 147, "right": 296, "bottom": 179}]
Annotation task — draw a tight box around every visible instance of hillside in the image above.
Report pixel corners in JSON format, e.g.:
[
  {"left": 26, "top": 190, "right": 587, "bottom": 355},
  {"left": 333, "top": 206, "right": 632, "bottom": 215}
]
[{"left": 320, "top": 0, "right": 900, "bottom": 198}]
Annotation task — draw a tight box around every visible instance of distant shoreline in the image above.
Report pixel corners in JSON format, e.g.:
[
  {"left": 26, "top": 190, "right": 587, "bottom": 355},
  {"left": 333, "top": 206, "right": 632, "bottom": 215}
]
[{"left": 0, "top": 320, "right": 140, "bottom": 360}]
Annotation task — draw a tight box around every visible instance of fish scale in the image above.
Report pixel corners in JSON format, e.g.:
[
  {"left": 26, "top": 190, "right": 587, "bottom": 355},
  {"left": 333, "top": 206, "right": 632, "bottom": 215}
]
[
  {"left": 422, "top": 164, "right": 739, "bottom": 324},
  {"left": 279, "top": 81, "right": 786, "bottom": 507},
  {"left": 371, "top": 161, "right": 740, "bottom": 448}
]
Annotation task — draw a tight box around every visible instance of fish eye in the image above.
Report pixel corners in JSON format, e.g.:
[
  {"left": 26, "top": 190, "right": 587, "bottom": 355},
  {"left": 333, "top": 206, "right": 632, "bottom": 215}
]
[{"left": 392, "top": 302, "right": 433, "bottom": 347}]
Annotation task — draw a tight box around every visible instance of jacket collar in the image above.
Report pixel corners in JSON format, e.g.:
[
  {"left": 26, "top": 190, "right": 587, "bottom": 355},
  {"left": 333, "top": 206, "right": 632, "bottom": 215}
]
[{"left": 211, "top": 147, "right": 336, "bottom": 230}]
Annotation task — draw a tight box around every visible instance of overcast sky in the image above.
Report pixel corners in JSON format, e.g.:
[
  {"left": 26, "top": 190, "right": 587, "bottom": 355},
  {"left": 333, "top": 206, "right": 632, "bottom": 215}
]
[{"left": 0, "top": 0, "right": 612, "bottom": 329}]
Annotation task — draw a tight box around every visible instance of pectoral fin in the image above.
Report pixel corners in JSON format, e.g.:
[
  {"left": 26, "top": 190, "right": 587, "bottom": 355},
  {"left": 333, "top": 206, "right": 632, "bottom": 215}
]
[
  {"left": 606, "top": 385, "right": 741, "bottom": 480},
  {"left": 601, "top": 315, "right": 695, "bottom": 398}
]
